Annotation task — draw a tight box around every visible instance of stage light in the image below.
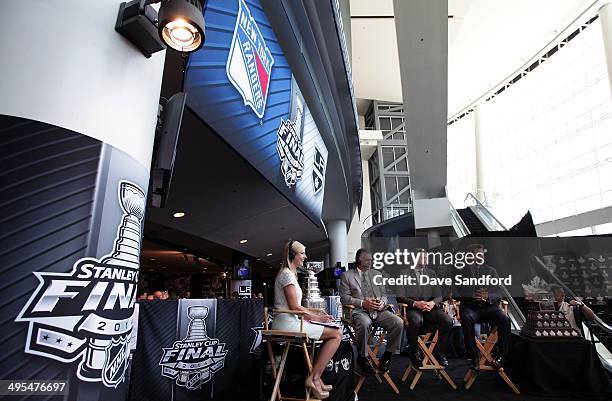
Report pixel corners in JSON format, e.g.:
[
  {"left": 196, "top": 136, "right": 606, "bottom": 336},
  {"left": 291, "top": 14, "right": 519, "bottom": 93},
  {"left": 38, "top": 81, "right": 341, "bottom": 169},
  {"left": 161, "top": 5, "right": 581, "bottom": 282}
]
[
  {"left": 240, "top": 239, "right": 248, "bottom": 244},
  {"left": 266, "top": 253, "right": 273, "bottom": 257},
  {"left": 173, "top": 211, "right": 185, "bottom": 217},
  {"left": 116, "top": 0, "right": 205, "bottom": 58}
]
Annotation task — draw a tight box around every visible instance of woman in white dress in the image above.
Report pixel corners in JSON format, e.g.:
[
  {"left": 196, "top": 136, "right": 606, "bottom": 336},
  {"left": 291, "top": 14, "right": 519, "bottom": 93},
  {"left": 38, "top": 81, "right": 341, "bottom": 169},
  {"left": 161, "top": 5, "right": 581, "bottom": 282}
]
[{"left": 272, "top": 240, "right": 341, "bottom": 400}]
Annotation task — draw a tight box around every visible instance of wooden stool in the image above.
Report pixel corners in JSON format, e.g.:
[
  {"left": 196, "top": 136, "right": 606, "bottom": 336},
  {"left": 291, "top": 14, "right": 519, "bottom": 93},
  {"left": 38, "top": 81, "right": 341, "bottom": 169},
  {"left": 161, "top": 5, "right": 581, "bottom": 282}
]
[
  {"left": 398, "top": 304, "right": 457, "bottom": 390},
  {"left": 463, "top": 301, "right": 520, "bottom": 395},
  {"left": 342, "top": 305, "right": 400, "bottom": 395},
  {"left": 262, "top": 307, "right": 320, "bottom": 401}
]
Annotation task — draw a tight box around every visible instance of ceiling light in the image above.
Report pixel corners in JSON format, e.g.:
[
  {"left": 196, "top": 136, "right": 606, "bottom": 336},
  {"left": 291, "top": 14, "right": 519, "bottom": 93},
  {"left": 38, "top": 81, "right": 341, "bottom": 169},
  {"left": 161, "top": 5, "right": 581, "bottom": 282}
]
[
  {"left": 116, "top": 0, "right": 205, "bottom": 58},
  {"left": 173, "top": 212, "right": 185, "bottom": 218},
  {"left": 239, "top": 239, "right": 248, "bottom": 244},
  {"left": 266, "top": 253, "right": 273, "bottom": 257},
  {"left": 158, "top": 0, "right": 205, "bottom": 52}
]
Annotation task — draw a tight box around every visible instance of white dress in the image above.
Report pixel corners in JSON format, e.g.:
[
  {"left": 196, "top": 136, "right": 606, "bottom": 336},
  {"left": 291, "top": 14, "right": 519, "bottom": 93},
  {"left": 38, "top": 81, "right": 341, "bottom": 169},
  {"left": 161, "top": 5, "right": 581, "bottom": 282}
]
[{"left": 272, "top": 268, "right": 324, "bottom": 340}]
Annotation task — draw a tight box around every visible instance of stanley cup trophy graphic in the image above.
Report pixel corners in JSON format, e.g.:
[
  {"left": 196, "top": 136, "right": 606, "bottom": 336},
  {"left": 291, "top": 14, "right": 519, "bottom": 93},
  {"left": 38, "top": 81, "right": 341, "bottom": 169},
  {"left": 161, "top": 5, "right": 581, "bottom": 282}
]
[
  {"left": 177, "top": 306, "right": 210, "bottom": 388},
  {"left": 299, "top": 261, "right": 326, "bottom": 309},
  {"left": 277, "top": 96, "right": 305, "bottom": 188},
  {"left": 79, "top": 181, "right": 145, "bottom": 382}
]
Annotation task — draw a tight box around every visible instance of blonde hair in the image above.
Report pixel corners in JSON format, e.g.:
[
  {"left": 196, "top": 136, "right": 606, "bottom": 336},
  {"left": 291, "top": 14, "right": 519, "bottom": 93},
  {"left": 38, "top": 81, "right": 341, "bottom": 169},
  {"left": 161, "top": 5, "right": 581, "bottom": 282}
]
[{"left": 280, "top": 240, "right": 306, "bottom": 270}]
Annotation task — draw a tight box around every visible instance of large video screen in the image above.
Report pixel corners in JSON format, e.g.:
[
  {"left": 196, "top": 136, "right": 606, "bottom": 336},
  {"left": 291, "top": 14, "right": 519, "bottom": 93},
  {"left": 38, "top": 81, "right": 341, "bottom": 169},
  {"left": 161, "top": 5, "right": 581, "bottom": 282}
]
[{"left": 184, "top": 0, "right": 328, "bottom": 224}]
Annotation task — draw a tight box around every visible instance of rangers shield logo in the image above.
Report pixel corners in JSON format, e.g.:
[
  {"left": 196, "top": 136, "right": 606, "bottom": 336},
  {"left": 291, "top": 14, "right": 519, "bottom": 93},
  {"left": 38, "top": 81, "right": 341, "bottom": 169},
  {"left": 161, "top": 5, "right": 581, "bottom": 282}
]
[{"left": 226, "top": 0, "right": 275, "bottom": 119}]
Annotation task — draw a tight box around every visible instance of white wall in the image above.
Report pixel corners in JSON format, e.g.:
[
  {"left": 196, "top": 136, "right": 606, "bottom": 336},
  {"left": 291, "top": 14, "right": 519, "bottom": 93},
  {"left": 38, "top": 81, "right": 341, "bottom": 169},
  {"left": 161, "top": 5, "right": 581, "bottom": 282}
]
[{"left": 0, "top": 0, "right": 166, "bottom": 169}]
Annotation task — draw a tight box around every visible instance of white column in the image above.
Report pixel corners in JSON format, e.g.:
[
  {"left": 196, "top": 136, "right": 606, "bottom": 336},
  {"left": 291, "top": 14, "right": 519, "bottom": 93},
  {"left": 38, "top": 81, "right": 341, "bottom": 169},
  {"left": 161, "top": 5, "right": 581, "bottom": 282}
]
[
  {"left": 326, "top": 219, "right": 348, "bottom": 267},
  {"left": 0, "top": 0, "right": 165, "bottom": 168},
  {"left": 474, "top": 104, "right": 488, "bottom": 204},
  {"left": 599, "top": 1, "right": 612, "bottom": 95}
]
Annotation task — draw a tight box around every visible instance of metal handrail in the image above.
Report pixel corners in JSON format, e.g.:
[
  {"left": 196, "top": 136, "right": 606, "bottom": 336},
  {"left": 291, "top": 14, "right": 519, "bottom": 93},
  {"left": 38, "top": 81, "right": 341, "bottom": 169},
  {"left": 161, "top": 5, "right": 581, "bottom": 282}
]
[
  {"left": 464, "top": 193, "right": 508, "bottom": 231},
  {"left": 500, "top": 284, "right": 526, "bottom": 327},
  {"left": 445, "top": 186, "right": 471, "bottom": 237},
  {"left": 361, "top": 205, "right": 411, "bottom": 230}
]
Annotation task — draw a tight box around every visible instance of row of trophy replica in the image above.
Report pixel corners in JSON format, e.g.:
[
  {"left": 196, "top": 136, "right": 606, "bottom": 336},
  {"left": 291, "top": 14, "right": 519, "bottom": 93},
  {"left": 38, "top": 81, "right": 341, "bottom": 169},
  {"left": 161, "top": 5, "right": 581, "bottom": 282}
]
[{"left": 520, "top": 293, "right": 581, "bottom": 339}]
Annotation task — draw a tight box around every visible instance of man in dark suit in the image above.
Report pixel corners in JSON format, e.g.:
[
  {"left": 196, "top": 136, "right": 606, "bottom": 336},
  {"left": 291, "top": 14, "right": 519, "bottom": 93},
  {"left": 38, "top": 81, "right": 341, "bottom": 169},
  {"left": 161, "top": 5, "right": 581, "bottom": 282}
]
[
  {"left": 339, "top": 249, "right": 404, "bottom": 374},
  {"left": 457, "top": 244, "right": 510, "bottom": 370},
  {"left": 396, "top": 249, "right": 452, "bottom": 368}
]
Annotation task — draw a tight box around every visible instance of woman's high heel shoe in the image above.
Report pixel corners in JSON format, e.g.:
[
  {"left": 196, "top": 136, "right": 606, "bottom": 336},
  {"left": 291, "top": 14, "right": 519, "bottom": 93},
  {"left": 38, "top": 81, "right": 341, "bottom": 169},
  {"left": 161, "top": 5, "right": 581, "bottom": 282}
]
[
  {"left": 305, "top": 377, "right": 329, "bottom": 400},
  {"left": 320, "top": 382, "right": 332, "bottom": 392}
]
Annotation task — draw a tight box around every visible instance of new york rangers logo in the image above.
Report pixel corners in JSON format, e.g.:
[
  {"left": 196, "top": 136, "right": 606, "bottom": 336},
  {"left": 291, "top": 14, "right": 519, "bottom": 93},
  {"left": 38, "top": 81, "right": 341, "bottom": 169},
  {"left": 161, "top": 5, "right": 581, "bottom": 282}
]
[{"left": 226, "top": 0, "right": 275, "bottom": 119}]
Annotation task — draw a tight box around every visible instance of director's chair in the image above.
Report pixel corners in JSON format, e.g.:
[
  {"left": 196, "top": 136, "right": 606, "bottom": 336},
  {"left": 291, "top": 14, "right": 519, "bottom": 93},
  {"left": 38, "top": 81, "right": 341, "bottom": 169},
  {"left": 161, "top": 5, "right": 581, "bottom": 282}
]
[
  {"left": 342, "top": 304, "right": 400, "bottom": 395},
  {"left": 262, "top": 307, "right": 320, "bottom": 401},
  {"left": 462, "top": 300, "right": 520, "bottom": 395},
  {"left": 397, "top": 303, "right": 457, "bottom": 390}
]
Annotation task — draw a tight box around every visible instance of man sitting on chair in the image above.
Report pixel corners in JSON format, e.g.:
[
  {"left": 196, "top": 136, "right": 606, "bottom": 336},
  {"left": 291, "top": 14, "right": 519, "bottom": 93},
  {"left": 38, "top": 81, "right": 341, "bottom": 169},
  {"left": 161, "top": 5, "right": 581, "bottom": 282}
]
[
  {"left": 396, "top": 249, "right": 452, "bottom": 368},
  {"left": 340, "top": 249, "right": 404, "bottom": 374},
  {"left": 457, "top": 244, "right": 510, "bottom": 370}
]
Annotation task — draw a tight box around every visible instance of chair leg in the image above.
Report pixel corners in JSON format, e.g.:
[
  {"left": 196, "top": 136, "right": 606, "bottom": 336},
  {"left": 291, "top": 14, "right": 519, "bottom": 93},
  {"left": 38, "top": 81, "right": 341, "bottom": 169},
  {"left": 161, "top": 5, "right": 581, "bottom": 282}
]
[
  {"left": 270, "top": 342, "right": 290, "bottom": 401},
  {"left": 266, "top": 342, "right": 277, "bottom": 379},
  {"left": 499, "top": 370, "right": 521, "bottom": 395},
  {"left": 302, "top": 342, "right": 313, "bottom": 374}
]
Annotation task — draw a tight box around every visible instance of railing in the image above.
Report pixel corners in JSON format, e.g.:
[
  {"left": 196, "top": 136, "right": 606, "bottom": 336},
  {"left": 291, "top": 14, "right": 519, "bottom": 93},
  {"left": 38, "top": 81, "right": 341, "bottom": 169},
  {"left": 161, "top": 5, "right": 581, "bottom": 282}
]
[
  {"left": 500, "top": 284, "right": 526, "bottom": 329},
  {"left": 362, "top": 205, "right": 411, "bottom": 231},
  {"left": 464, "top": 193, "right": 508, "bottom": 231},
  {"left": 445, "top": 186, "right": 470, "bottom": 238}
]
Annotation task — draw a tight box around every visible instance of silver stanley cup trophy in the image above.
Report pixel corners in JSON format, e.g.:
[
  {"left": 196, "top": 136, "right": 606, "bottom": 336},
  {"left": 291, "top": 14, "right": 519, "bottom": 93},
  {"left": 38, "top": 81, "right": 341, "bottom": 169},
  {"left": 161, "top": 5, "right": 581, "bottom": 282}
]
[
  {"left": 299, "top": 261, "right": 326, "bottom": 309},
  {"left": 80, "top": 181, "right": 145, "bottom": 380}
]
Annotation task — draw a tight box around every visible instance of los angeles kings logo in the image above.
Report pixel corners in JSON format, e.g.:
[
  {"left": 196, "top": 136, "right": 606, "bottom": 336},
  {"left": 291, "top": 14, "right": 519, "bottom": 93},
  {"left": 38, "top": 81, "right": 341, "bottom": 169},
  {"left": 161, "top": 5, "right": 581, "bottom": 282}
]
[{"left": 16, "top": 181, "right": 145, "bottom": 388}]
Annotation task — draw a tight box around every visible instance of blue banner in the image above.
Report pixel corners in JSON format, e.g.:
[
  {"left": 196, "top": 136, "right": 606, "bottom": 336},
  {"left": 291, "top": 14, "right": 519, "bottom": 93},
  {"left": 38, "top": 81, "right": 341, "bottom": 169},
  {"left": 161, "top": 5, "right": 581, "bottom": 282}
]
[{"left": 184, "top": 0, "right": 328, "bottom": 224}]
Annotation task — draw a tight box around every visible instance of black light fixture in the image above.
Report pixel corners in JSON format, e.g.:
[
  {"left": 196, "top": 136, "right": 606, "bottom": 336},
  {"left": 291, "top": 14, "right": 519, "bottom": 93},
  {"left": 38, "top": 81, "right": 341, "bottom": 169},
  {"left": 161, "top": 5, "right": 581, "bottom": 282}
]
[{"left": 116, "top": 0, "right": 205, "bottom": 58}]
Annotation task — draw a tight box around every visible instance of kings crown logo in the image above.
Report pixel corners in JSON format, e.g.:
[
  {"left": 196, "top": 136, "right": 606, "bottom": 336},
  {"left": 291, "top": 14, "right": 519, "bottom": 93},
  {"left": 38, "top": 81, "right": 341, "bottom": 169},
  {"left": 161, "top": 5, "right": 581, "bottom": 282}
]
[
  {"left": 159, "top": 306, "right": 228, "bottom": 390},
  {"left": 16, "top": 181, "right": 145, "bottom": 388},
  {"left": 226, "top": 0, "right": 275, "bottom": 119}
]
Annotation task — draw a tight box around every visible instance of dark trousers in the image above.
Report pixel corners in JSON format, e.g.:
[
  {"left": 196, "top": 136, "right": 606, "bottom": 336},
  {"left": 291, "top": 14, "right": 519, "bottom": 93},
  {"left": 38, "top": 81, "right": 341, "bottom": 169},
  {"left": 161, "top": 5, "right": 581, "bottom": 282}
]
[
  {"left": 447, "top": 326, "right": 466, "bottom": 358},
  {"left": 461, "top": 304, "right": 511, "bottom": 358},
  {"left": 404, "top": 308, "right": 452, "bottom": 355}
]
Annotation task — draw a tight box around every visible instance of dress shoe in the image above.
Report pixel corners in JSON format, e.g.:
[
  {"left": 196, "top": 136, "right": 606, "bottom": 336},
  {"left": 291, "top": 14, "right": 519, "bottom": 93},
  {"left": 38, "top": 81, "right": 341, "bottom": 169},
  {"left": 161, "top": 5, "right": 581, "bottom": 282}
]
[
  {"left": 379, "top": 351, "right": 392, "bottom": 373},
  {"left": 409, "top": 351, "right": 423, "bottom": 368},
  {"left": 436, "top": 354, "right": 449, "bottom": 368},
  {"left": 357, "top": 356, "right": 376, "bottom": 375},
  {"left": 491, "top": 356, "right": 505, "bottom": 370}
]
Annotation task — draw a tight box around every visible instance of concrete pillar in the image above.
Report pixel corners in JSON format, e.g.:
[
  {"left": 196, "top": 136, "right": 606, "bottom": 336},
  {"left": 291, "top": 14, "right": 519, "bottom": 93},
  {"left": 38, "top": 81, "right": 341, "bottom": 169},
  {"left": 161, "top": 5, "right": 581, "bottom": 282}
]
[
  {"left": 327, "top": 219, "right": 348, "bottom": 267},
  {"left": 0, "top": 1, "right": 165, "bottom": 400},
  {"left": 474, "top": 104, "right": 488, "bottom": 204},
  {"left": 393, "top": 0, "right": 448, "bottom": 199},
  {"left": 599, "top": 1, "right": 612, "bottom": 95}
]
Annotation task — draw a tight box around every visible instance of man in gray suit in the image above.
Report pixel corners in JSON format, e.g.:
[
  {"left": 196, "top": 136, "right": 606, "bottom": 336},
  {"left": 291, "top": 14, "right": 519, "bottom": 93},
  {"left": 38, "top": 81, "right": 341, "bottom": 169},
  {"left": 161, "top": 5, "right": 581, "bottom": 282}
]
[{"left": 340, "top": 248, "right": 403, "bottom": 374}]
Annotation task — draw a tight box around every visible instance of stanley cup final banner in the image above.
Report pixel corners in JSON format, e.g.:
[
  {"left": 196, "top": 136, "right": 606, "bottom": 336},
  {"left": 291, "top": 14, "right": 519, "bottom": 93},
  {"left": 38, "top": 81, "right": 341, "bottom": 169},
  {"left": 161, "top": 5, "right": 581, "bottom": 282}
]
[
  {"left": 0, "top": 115, "right": 150, "bottom": 401},
  {"left": 129, "top": 299, "right": 263, "bottom": 401}
]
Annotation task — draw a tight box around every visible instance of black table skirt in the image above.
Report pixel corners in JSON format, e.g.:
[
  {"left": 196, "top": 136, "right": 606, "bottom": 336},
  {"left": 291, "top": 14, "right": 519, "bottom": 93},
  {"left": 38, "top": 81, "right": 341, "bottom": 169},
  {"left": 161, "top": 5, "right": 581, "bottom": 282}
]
[{"left": 505, "top": 333, "right": 610, "bottom": 398}]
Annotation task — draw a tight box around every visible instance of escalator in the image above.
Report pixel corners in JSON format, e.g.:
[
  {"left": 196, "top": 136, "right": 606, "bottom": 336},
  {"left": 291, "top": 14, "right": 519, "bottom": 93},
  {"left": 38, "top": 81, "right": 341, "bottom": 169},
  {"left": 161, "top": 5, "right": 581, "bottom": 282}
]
[{"left": 456, "top": 207, "right": 488, "bottom": 234}]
